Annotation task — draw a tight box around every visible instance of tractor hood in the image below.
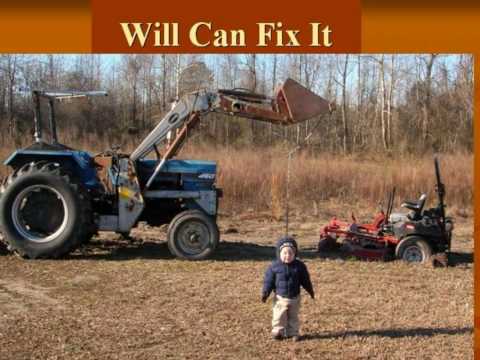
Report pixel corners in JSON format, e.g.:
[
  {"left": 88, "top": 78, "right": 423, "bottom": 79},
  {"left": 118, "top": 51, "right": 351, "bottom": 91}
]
[
  {"left": 138, "top": 159, "right": 216, "bottom": 175},
  {"left": 136, "top": 159, "right": 217, "bottom": 191},
  {"left": 162, "top": 159, "right": 216, "bottom": 174}
]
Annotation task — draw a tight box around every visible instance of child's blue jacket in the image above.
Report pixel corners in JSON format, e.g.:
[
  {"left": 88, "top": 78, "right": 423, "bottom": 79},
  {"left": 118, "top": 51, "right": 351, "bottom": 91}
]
[{"left": 262, "top": 236, "right": 315, "bottom": 299}]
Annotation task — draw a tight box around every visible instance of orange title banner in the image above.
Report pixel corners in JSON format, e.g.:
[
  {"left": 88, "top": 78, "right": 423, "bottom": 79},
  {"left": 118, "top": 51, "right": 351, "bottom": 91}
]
[
  {"left": 0, "top": 0, "right": 91, "bottom": 53},
  {"left": 91, "top": 0, "right": 361, "bottom": 53}
]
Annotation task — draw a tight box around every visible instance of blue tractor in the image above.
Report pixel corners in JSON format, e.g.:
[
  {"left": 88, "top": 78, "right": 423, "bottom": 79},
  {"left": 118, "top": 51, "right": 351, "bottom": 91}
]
[{"left": 0, "top": 80, "right": 331, "bottom": 259}]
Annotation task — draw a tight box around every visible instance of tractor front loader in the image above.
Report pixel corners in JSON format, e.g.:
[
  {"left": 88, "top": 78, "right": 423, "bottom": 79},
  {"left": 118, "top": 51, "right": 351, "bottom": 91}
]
[{"left": 0, "top": 79, "right": 332, "bottom": 260}]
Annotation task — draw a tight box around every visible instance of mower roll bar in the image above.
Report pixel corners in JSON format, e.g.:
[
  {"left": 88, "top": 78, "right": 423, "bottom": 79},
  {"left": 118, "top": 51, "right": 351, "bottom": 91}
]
[
  {"left": 385, "top": 187, "right": 396, "bottom": 225},
  {"left": 434, "top": 156, "right": 448, "bottom": 243},
  {"left": 434, "top": 157, "right": 446, "bottom": 218}
]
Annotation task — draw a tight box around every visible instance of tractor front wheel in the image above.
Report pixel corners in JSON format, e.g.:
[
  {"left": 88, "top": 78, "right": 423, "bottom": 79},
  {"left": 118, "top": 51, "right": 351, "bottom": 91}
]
[
  {"left": 395, "top": 236, "right": 432, "bottom": 264},
  {"left": 167, "top": 210, "right": 219, "bottom": 260}
]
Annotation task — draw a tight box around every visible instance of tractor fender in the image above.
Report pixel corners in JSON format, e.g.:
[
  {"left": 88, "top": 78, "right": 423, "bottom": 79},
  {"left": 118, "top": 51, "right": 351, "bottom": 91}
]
[{"left": 4, "top": 150, "right": 100, "bottom": 189}]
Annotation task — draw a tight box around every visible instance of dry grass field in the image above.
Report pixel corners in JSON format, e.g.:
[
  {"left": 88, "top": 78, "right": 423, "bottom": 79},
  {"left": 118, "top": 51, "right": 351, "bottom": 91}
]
[{"left": 0, "top": 209, "right": 473, "bottom": 359}]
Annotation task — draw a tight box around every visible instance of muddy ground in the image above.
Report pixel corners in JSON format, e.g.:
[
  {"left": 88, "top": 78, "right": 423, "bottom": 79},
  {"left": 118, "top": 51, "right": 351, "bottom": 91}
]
[{"left": 0, "top": 212, "right": 473, "bottom": 359}]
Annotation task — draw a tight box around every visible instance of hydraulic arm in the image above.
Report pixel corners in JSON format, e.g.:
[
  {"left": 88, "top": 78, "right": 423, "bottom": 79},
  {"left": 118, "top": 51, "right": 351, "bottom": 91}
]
[{"left": 129, "top": 78, "right": 333, "bottom": 188}]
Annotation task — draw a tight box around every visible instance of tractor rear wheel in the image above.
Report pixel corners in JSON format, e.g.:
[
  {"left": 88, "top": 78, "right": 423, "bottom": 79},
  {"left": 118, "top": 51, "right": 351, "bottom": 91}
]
[
  {"left": 0, "top": 162, "right": 92, "bottom": 259},
  {"left": 395, "top": 236, "right": 432, "bottom": 264},
  {"left": 167, "top": 210, "right": 219, "bottom": 260}
]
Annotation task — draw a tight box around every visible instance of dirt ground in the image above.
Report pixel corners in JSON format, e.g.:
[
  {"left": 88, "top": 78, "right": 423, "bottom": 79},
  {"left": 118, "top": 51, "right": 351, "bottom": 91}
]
[{"left": 0, "top": 211, "right": 473, "bottom": 360}]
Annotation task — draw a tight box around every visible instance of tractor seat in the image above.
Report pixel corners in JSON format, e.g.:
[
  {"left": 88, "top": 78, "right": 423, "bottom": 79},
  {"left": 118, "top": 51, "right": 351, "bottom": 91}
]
[{"left": 401, "top": 193, "right": 427, "bottom": 219}]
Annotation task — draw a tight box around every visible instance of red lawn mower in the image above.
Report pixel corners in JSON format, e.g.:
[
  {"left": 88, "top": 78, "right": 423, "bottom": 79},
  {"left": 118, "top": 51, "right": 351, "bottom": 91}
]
[{"left": 318, "top": 158, "right": 454, "bottom": 265}]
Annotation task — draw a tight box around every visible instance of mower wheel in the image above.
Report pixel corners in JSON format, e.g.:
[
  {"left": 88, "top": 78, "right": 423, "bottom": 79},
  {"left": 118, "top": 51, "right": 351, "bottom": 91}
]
[
  {"left": 167, "top": 210, "right": 219, "bottom": 260},
  {"left": 395, "top": 236, "right": 432, "bottom": 264},
  {"left": 318, "top": 236, "right": 339, "bottom": 252},
  {"left": 0, "top": 162, "right": 92, "bottom": 259}
]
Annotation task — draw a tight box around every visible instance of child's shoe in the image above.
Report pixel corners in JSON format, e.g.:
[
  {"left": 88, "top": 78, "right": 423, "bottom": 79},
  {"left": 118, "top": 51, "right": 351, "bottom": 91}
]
[{"left": 272, "top": 333, "right": 283, "bottom": 340}]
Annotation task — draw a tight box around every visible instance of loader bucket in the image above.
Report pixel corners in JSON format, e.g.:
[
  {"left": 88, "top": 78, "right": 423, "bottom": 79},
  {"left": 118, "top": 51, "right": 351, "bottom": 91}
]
[{"left": 276, "top": 78, "right": 333, "bottom": 123}]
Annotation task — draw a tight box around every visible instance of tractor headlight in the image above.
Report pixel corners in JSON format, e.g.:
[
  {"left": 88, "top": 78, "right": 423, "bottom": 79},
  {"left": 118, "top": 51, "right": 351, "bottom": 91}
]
[
  {"left": 198, "top": 173, "right": 215, "bottom": 180},
  {"left": 445, "top": 221, "right": 454, "bottom": 232}
]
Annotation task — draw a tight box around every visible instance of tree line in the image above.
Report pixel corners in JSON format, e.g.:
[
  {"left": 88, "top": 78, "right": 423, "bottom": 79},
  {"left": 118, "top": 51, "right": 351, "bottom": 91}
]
[{"left": 0, "top": 54, "right": 473, "bottom": 154}]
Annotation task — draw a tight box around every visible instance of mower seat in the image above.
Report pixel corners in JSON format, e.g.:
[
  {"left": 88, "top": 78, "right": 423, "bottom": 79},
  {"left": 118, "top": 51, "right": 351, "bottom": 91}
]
[{"left": 401, "top": 193, "right": 427, "bottom": 219}]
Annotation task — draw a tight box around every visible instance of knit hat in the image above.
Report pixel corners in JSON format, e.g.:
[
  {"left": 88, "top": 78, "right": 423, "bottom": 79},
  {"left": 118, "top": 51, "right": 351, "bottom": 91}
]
[{"left": 279, "top": 242, "right": 296, "bottom": 253}]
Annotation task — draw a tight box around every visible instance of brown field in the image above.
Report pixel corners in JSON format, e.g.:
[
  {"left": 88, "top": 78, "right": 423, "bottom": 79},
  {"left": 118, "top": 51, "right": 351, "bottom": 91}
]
[{"left": 0, "top": 208, "right": 473, "bottom": 359}]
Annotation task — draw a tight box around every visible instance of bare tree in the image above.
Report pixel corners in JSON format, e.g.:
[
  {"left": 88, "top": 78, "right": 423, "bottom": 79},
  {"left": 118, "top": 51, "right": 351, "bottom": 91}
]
[
  {"left": 244, "top": 54, "right": 257, "bottom": 144},
  {"left": 336, "top": 54, "right": 350, "bottom": 153},
  {"left": 0, "top": 55, "right": 20, "bottom": 135},
  {"left": 121, "top": 55, "right": 142, "bottom": 129},
  {"left": 420, "top": 54, "right": 438, "bottom": 145}
]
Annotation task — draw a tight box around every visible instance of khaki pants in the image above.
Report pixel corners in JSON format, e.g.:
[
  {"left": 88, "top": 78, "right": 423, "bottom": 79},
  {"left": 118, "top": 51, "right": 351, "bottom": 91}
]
[{"left": 271, "top": 294, "right": 301, "bottom": 337}]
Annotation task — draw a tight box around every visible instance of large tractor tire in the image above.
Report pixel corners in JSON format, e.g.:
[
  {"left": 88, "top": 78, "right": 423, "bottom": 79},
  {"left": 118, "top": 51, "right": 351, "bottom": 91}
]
[
  {"left": 395, "top": 236, "right": 432, "bottom": 264},
  {"left": 0, "top": 162, "right": 92, "bottom": 259},
  {"left": 167, "top": 210, "right": 219, "bottom": 260}
]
